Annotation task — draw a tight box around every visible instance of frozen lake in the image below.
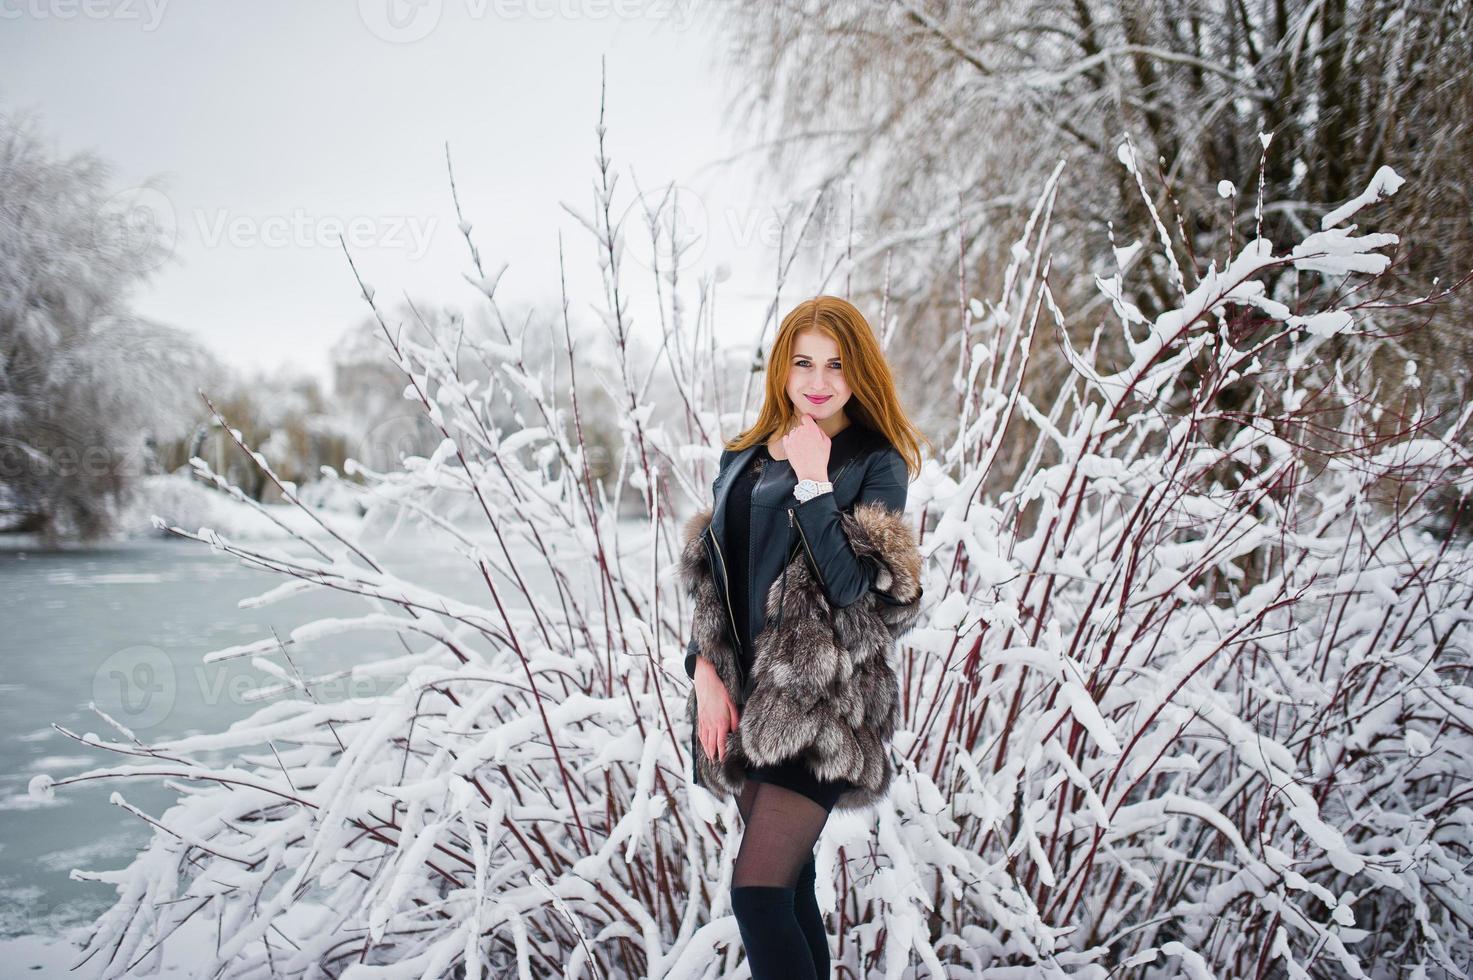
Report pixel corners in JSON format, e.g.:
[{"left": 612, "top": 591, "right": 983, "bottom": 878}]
[{"left": 0, "top": 520, "right": 601, "bottom": 947}]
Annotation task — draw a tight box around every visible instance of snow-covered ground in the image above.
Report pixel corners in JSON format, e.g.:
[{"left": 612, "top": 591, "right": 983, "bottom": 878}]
[
  {"left": 1, "top": 901, "right": 337, "bottom": 977},
  {"left": 1, "top": 919, "right": 204, "bottom": 976}
]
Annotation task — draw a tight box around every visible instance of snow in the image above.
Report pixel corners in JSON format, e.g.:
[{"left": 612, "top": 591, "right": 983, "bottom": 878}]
[
  {"left": 23, "top": 143, "right": 1470, "bottom": 980},
  {"left": 1287, "top": 310, "right": 1354, "bottom": 337},
  {"left": 1291, "top": 227, "right": 1399, "bottom": 276},
  {"left": 1321, "top": 165, "right": 1407, "bottom": 230},
  {"left": 27, "top": 772, "right": 55, "bottom": 802}
]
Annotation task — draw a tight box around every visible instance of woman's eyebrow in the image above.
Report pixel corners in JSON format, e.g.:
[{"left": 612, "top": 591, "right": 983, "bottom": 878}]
[{"left": 792, "top": 353, "right": 841, "bottom": 360}]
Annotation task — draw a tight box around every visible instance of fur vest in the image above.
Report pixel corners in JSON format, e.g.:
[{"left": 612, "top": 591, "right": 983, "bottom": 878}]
[{"left": 680, "top": 499, "right": 925, "bottom": 812}]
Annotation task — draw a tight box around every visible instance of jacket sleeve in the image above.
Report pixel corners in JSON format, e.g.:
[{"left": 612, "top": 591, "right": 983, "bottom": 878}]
[
  {"left": 791, "top": 446, "right": 909, "bottom": 608},
  {"left": 684, "top": 635, "right": 701, "bottom": 679},
  {"left": 685, "top": 446, "right": 737, "bottom": 678}
]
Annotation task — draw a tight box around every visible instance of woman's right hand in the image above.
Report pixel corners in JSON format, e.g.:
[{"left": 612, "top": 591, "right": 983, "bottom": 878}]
[{"left": 694, "top": 656, "right": 741, "bottom": 763}]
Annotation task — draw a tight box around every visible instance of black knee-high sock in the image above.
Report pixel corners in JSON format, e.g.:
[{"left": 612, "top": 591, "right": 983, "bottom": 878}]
[
  {"left": 730, "top": 885, "right": 818, "bottom": 980},
  {"left": 792, "top": 853, "right": 831, "bottom": 977}
]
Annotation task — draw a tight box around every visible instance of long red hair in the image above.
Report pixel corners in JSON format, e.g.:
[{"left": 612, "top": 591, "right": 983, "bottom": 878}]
[{"left": 725, "top": 296, "right": 932, "bottom": 478}]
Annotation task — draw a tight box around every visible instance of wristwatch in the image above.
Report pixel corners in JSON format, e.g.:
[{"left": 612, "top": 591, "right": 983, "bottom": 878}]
[{"left": 793, "top": 479, "right": 834, "bottom": 503}]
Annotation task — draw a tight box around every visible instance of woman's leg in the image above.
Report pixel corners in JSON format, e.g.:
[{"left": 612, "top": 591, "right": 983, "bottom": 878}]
[
  {"left": 735, "top": 781, "right": 830, "bottom": 976},
  {"left": 729, "top": 781, "right": 833, "bottom": 979},
  {"left": 735, "top": 778, "right": 760, "bottom": 824},
  {"left": 792, "top": 852, "right": 830, "bottom": 977}
]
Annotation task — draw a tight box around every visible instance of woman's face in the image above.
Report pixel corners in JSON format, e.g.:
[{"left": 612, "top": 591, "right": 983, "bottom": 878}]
[{"left": 785, "top": 328, "right": 852, "bottom": 423}]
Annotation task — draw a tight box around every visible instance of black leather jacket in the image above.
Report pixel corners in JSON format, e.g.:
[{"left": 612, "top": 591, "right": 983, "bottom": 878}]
[{"left": 683, "top": 423, "right": 910, "bottom": 703}]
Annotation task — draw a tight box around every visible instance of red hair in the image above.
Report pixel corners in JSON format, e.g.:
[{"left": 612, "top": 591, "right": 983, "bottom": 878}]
[{"left": 726, "top": 295, "right": 932, "bottom": 478}]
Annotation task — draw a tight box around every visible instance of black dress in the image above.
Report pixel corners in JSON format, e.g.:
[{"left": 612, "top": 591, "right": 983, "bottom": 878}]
[{"left": 725, "top": 439, "right": 859, "bottom": 812}]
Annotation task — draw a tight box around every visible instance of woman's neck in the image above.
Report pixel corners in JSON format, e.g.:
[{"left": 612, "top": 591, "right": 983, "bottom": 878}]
[{"left": 815, "top": 411, "right": 852, "bottom": 439}]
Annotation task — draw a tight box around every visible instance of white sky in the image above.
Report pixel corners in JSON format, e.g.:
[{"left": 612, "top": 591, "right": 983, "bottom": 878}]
[{"left": 1, "top": 0, "right": 833, "bottom": 389}]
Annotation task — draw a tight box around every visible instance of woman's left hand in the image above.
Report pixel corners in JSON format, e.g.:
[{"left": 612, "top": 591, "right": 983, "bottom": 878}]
[{"left": 783, "top": 414, "right": 831, "bottom": 483}]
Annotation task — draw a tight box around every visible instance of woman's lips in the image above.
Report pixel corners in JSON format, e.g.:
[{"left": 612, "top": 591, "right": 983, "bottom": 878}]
[{"left": 805, "top": 394, "right": 832, "bottom": 404}]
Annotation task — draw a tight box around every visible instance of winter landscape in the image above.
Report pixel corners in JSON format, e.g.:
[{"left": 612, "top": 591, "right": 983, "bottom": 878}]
[{"left": 2, "top": 2, "right": 1471, "bottom": 978}]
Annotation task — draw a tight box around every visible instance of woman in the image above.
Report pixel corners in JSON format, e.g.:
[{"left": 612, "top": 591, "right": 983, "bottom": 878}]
[{"left": 679, "top": 296, "right": 929, "bottom": 979}]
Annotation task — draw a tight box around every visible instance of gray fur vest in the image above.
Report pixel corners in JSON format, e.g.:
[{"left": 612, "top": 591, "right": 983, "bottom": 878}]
[{"left": 680, "top": 500, "right": 925, "bottom": 812}]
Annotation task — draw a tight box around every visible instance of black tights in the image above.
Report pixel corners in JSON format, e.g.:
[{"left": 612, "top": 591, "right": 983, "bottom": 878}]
[{"left": 729, "top": 780, "right": 834, "bottom": 979}]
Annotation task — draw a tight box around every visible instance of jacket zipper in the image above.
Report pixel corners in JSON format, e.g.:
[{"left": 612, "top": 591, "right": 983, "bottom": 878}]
[{"left": 703, "top": 524, "right": 748, "bottom": 691}]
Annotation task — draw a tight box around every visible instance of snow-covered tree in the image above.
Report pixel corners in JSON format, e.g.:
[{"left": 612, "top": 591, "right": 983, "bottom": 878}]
[
  {"left": 0, "top": 106, "right": 225, "bottom": 542},
  {"left": 711, "top": 0, "right": 1473, "bottom": 446}
]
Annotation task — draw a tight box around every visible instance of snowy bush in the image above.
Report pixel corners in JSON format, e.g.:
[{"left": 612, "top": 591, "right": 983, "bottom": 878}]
[{"left": 38, "top": 125, "right": 1472, "bottom": 979}]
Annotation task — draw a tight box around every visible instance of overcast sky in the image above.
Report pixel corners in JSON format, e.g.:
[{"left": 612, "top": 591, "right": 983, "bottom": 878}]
[{"left": 2, "top": 0, "right": 820, "bottom": 389}]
